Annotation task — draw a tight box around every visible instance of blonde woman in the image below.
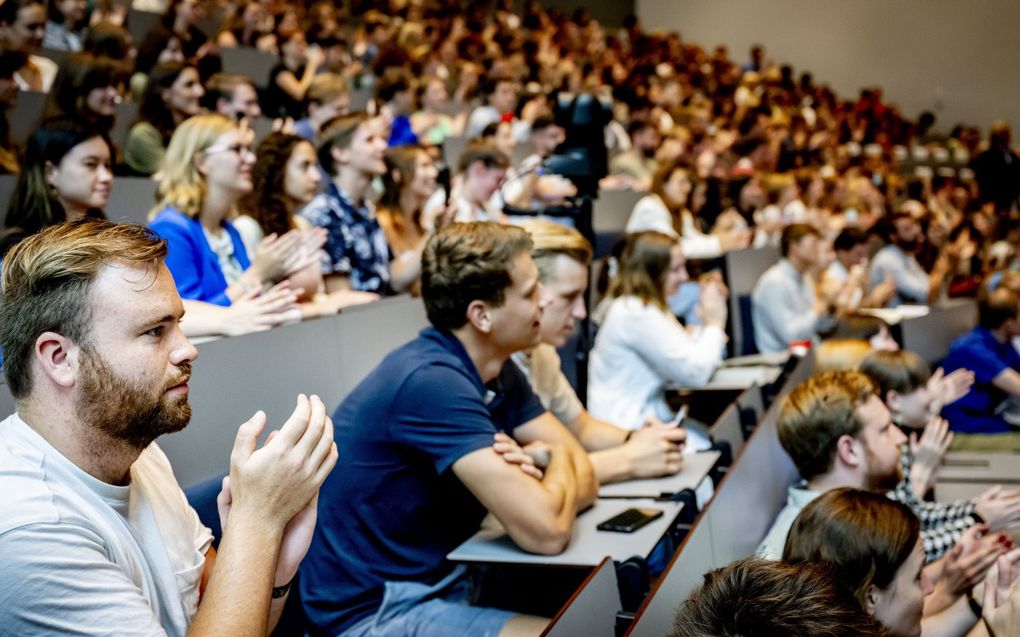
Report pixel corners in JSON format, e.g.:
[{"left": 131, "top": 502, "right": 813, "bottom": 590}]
[{"left": 148, "top": 113, "right": 306, "bottom": 336}]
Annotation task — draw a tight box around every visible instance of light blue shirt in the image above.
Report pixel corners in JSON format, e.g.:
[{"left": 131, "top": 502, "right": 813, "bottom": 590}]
[
  {"left": 751, "top": 259, "right": 831, "bottom": 353},
  {"left": 869, "top": 244, "right": 929, "bottom": 307}
]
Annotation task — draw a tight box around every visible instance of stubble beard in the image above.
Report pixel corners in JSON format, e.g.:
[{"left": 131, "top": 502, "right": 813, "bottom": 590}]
[{"left": 75, "top": 346, "right": 193, "bottom": 450}]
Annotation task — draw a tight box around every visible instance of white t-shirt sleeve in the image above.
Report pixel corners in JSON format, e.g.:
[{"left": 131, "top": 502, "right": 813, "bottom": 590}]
[
  {"left": 0, "top": 522, "right": 169, "bottom": 636},
  {"left": 130, "top": 444, "right": 213, "bottom": 631}
]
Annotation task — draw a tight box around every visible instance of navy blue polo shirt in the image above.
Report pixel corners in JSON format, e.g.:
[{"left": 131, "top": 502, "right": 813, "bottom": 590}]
[
  {"left": 301, "top": 327, "right": 546, "bottom": 635},
  {"left": 942, "top": 326, "right": 1020, "bottom": 434}
]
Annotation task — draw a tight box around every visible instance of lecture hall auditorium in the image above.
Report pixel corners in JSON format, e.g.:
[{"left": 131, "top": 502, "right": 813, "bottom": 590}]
[{"left": 1, "top": 1, "right": 1020, "bottom": 635}]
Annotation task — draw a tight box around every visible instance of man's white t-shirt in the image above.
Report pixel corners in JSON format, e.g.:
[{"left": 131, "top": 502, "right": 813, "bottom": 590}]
[{"left": 0, "top": 413, "right": 213, "bottom": 636}]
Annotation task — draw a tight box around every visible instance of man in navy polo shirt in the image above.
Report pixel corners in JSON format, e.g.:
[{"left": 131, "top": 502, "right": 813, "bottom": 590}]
[
  {"left": 942, "top": 286, "right": 1020, "bottom": 450},
  {"left": 302, "top": 222, "right": 597, "bottom": 637}
]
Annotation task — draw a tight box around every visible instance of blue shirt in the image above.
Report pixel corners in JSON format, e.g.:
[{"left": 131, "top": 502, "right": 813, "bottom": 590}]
[
  {"left": 942, "top": 327, "right": 1020, "bottom": 434},
  {"left": 388, "top": 114, "right": 419, "bottom": 146},
  {"left": 299, "top": 181, "right": 392, "bottom": 294},
  {"left": 148, "top": 207, "right": 250, "bottom": 306},
  {"left": 293, "top": 117, "right": 315, "bottom": 142},
  {"left": 300, "top": 327, "right": 545, "bottom": 634}
]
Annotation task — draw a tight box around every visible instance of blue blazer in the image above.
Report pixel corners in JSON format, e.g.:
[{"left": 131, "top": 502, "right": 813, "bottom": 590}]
[{"left": 149, "top": 207, "right": 251, "bottom": 306}]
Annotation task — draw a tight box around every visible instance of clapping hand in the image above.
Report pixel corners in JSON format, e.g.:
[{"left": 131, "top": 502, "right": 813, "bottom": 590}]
[{"left": 909, "top": 416, "right": 953, "bottom": 498}]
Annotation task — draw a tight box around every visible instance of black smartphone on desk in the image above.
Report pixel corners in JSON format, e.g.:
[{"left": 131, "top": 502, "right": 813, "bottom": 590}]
[{"left": 596, "top": 507, "right": 664, "bottom": 533}]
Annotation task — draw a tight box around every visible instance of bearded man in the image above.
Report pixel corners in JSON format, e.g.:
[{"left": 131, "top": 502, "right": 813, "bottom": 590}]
[{"left": 0, "top": 219, "right": 337, "bottom": 636}]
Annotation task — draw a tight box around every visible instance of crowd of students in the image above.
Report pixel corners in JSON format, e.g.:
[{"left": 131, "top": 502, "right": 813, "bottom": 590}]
[{"left": 0, "top": 0, "right": 1020, "bottom": 636}]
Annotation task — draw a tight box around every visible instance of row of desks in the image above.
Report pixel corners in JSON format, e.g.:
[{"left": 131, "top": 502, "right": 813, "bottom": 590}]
[
  {"left": 545, "top": 299, "right": 997, "bottom": 636},
  {"left": 534, "top": 353, "right": 812, "bottom": 636}
]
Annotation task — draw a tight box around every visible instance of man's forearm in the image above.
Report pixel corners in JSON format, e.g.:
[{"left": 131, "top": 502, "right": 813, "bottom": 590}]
[
  {"left": 526, "top": 447, "right": 578, "bottom": 554},
  {"left": 992, "top": 369, "right": 1020, "bottom": 399},
  {"left": 267, "top": 588, "right": 289, "bottom": 634},
  {"left": 588, "top": 446, "right": 635, "bottom": 484},
  {"left": 571, "top": 412, "right": 628, "bottom": 452},
  {"left": 566, "top": 440, "right": 599, "bottom": 509},
  {"left": 389, "top": 241, "right": 426, "bottom": 293},
  {"left": 188, "top": 513, "right": 282, "bottom": 637}
]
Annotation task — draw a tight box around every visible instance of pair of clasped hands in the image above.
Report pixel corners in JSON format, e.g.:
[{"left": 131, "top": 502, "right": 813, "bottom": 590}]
[
  {"left": 217, "top": 395, "right": 338, "bottom": 587},
  {"left": 491, "top": 414, "right": 688, "bottom": 481}
]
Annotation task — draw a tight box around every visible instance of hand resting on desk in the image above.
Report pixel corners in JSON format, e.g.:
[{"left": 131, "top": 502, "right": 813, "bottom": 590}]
[{"left": 623, "top": 421, "right": 686, "bottom": 478}]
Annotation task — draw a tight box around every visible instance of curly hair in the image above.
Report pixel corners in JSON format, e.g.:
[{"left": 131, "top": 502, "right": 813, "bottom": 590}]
[{"left": 238, "top": 132, "right": 309, "bottom": 237}]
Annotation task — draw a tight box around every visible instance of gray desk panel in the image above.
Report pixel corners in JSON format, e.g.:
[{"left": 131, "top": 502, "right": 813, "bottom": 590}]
[
  {"left": 677, "top": 365, "right": 780, "bottom": 391},
  {"left": 592, "top": 190, "right": 642, "bottom": 234},
  {"left": 625, "top": 513, "right": 714, "bottom": 637},
  {"left": 724, "top": 246, "right": 779, "bottom": 355},
  {"left": 110, "top": 101, "right": 140, "bottom": 150},
  {"left": 710, "top": 404, "right": 744, "bottom": 455},
  {"left": 443, "top": 135, "right": 468, "bottom": 170},
  {"left": 350, "top": 87, "right": 373, "bottom": 112},
  {"left": 542, "top": 557, "right": 621, "bottom": 637},
  {"left": 448, "top": 498, "right": 683, "bottom": 567},
  {"left": 332, "top": 295, "right": 428, "bottom": 402},
  {"left": 778, "top": 350, "right": 816, "bottom": 401},
  {"left": 624, "top": 385, "right": 801, "bottom": 637},
  {"left": 599, "top": 451, "right": 719, "bottom": 499},
  {"left": 936, "top": 481, "right": 995, "bottom": 502},
  {"left": 126, "top": 10, "right": 161, "bottom": 50},
  {"left": 220, "top": 47, "right": 278, "bottom": 88},
  {"left": 158, "top": 295, "right": 428, "bottom": 488},
  {"left": 625, "top": 354, "right": 812, "bottom": 636},
  {"left": 158, "top": 314, "right": 346, "bottom": 488},
  {"left": 725, "top": 246, "right": 779, "bottom": 298},
  {"left": 737, "top": 383, "right": 764, "bottom": 422},
  {"left": 901, "top": 299, "right": 976, "bottom": 364},
  {"left": 106, "top": 177, "right": 158, "bottom": 225},
  {"left": 707, "top": 414, "right": 798, "bottom": 566},
  {"left": 938, "top": 451, "right": 1020, "bottom": 484},
  {"left": 0, "top": 174, "right": 15, "bottom": 221},
  {"left": 9, "top": 91, "right": 46, "bottom": 146}
]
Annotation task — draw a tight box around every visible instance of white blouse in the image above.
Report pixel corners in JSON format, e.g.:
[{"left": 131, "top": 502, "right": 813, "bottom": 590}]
[{"left": 588, "top": 295, "right": 726, "bottom": 429}]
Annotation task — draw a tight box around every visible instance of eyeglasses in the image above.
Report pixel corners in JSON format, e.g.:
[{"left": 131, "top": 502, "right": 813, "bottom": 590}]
[{"left": 203, "top": 143, "right": 256, "bottom": 158}]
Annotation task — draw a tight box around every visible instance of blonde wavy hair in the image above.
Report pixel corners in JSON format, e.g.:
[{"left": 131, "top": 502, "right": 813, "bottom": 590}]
[{"left": 152, "top": 113, "right": 238, "bottom": 219}]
